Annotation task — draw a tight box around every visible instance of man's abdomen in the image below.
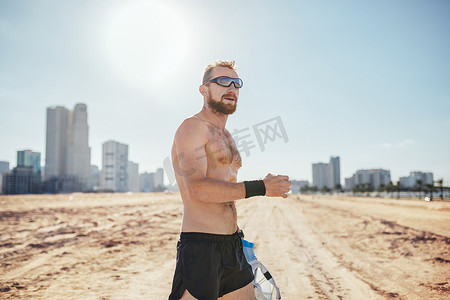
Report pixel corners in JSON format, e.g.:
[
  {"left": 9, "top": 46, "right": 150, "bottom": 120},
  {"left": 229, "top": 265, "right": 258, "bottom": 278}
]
[{"left": 181, "top": 201, "right": 238, "bottom": 234}]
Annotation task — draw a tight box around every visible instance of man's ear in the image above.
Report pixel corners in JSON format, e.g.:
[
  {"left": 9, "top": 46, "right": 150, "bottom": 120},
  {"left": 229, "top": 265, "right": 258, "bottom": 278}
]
[{"left": 199, "top": 85, "right": 208, "bottom": 97}]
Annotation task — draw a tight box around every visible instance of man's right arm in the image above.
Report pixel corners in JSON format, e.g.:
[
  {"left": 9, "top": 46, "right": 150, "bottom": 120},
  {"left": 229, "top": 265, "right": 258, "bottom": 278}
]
[
  {"left": 172, "top": 118, "right": 246, "bottom": 203},
  {"left": 172, "top": 118, "right": 291, "bottom": 202}
]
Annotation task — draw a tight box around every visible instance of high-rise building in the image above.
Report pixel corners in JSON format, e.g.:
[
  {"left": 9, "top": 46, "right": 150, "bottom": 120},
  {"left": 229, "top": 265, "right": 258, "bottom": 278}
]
[
  {"left": 329, "top": 156, "right": 341, "bottom": 189},
  {"left": 128, "top": 161, "right": 139, "bottom": 193},
  {"left": 312, "top": 162, "right": 329, "bottom": 190},
  {"left": 66, "top": 104, "right": 91, "bottom": 190},
  {"left": 44, "top": 104, "right": 91, "bottom": 192},
  {"left": 101, "top": 140, "right": 129, "bottom": 192},
  {"left": 312, "top": 156, "right": 341, "bottom": 190},
  {"left": 45, "top": 106, "right": 69, "bottom": 179}
]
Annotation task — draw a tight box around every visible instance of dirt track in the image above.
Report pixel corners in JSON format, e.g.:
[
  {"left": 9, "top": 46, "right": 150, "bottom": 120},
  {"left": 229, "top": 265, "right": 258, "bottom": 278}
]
[
  {"left": 1, "top": 193, "right": 449, "bottom": 299},
  {"left": 239, "top": 195, "right": 449, "bottom": 299}
]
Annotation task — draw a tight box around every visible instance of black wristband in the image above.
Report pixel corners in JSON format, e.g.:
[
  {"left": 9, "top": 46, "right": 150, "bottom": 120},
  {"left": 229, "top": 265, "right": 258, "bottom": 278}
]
[{"left": 244, "top": 180, "right": 266, "bottom": 198}]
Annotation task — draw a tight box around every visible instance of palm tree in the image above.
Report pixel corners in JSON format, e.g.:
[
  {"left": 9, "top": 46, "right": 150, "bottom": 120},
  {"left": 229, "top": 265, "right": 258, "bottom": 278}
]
[
  {"left": 436, "top": 178, "right": 444, "bottom": 200},
  {"left": 415, "top": 179, "right": 423, "bottom": 199},
  {"left": 377, "top": 184, "right": 386, "bottom": 195},
  {"left": 335, "top": 183, "right": 342, "bottom": 193},
  {"left": 300, "top": 185, "right": 310, "bottom": 194},
  {"left": 387, "top": 181, "right": 395, "bottom": 197},
  {"left": 321, "top": 186, "right": 330, "bottom": 194}
]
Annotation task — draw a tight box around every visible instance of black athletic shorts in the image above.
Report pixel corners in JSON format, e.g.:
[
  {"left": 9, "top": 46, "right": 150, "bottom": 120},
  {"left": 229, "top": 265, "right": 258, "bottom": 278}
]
[{"left": 168, "top": 231, "right": 254, "bottom": 300}]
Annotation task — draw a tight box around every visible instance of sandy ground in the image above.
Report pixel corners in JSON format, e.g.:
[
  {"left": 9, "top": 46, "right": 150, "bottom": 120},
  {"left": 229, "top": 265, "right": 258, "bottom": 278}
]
[{"left": 0, "top": 193, "right": 449, "bottom": 300}]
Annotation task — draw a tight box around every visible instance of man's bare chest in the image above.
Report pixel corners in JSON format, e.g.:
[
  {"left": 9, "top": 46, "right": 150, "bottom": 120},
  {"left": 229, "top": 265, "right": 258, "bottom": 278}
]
[{"left": 205, "top": 128, "right": 242, "bottom": 169}]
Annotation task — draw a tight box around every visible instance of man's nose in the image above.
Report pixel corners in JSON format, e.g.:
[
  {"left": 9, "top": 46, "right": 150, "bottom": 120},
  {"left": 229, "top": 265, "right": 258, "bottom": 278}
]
[
  {"left": 226, "top": 88, "right": 238, "bottom": 97},
  {"left": 228, "top": 83, "right": 238, "bottom": 92}
]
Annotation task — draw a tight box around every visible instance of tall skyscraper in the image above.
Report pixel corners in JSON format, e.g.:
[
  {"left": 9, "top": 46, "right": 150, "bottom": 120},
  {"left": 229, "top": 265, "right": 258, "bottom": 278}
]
[
  {"left": 101, "top": 140, "right": 129, "bottom": 192},
  {"left": 44, "top": 103, "right": 91, "bottom": 192},
  {"left": 66, "top": 104, "right": 91, "bottom": 190},
  {"left": 329, "top": 156, "right": 341, "bottom": 188},
  {"left": 45, "top": 106, "right": 69, "bottom": 179}
]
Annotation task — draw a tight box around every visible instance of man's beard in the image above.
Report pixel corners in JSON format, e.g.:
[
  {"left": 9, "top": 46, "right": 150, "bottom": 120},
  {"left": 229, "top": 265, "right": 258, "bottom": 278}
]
[{"left": 207, "top": 94, "right": 237, "bottom": 115}]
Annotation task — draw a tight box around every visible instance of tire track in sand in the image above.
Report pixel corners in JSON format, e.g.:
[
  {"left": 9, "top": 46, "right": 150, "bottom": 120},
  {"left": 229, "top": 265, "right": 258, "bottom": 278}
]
[{"left": 238, "top": 196, "right": 382, "bottom": 299}]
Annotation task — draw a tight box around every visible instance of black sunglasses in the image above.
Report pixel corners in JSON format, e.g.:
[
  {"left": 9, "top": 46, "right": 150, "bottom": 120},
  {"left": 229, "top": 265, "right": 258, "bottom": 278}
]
[{"left": 205, "top": 76, "right": 243, "bottom": 89}]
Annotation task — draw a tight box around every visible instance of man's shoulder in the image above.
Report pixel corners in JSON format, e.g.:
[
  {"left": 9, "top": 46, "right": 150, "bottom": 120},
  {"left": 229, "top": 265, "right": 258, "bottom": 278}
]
[
  {"left": 175, "top": 116, "right": 209, "bottom": 139},
  {"left": 179, "top": 115, "right": 208, "bottom": 131}
]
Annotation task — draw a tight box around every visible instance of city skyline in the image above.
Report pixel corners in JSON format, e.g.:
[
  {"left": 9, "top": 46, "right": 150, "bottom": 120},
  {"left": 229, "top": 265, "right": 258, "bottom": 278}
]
[
  {"left": 1, "top": 1, "right": 449, "bottom": 185},
  {"left": 0, "top": 119, "right": 441, "bottom": 189}
]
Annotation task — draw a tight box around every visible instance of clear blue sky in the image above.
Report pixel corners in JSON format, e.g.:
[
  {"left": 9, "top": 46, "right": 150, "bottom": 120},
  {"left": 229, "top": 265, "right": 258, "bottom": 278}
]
[{"left": 1, "top": 0, "right": 449, "bottom": 185}]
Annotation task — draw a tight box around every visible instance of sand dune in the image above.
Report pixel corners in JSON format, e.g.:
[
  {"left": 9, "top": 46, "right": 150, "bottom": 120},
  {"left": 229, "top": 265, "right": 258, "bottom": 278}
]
[{"left": 1, "top": 193, "right": 449, "bottom": 299}]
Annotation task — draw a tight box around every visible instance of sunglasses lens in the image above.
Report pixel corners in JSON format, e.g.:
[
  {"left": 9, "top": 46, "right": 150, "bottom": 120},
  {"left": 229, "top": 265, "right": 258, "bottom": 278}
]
[
  {"left": 217, "top": 77, "right": 233, "bottom": 87},
  {"left": 221, "top": 77, "right": 243, "bottom": 88},
  {"left": 210, "top": 77, "right": 243, "bottom": 88}
]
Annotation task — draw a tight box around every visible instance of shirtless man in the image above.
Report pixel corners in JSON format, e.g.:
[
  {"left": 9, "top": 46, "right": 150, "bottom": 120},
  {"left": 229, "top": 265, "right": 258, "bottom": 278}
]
[{"left": 168, "top": 61, "right": 291, "bottom": 300}]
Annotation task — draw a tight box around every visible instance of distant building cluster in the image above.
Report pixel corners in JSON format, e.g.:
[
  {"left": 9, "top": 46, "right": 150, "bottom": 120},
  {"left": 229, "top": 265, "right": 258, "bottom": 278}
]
[
  {"left": 140, "top": 168, "right": 165, "bottom": 192},
  {"left": 293, "top": 155, "right": 437, "bottom": 194},
  {"left": 1, "top": 103, "right": 170, "bottom": 195},
  {"left": 344, "top": 169, "right": 391, "bottom": 191},
  {"left": 2, "top": 150, "right": 42, "bottom": 194},
  {"left": 399, "top": 171, "right": 433, "bottom": 188},
  {"left": 312, "top": 156, "right": 341, "bottom": 190}
]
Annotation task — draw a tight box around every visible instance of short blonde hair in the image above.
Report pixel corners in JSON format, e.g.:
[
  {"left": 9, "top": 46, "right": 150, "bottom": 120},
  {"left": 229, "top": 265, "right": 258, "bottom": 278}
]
[{"left": 202, "top": 60, "right": 237, "bottom": 84}]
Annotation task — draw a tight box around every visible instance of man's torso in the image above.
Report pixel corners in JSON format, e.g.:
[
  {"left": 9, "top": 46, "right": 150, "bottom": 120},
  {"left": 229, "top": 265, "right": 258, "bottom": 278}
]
[{"left": 173, "top": 115, "right": 242, "bottom": 234}]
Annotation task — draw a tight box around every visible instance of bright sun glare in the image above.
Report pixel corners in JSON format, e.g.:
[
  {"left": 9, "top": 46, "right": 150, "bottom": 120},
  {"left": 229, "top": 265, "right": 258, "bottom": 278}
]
[{"left": 104, "top": 1, "right": 190, "bottom": 88}]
